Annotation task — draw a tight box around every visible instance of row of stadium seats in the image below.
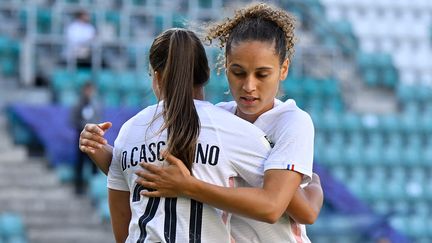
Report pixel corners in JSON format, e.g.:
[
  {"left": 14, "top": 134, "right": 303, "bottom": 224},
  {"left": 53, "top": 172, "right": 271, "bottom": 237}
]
[
  {"left": 357, "top": 52, "right": 399, "bottom": 88},
  {"left": 321, "top": 0, "right": 432, "bottom": 86}
]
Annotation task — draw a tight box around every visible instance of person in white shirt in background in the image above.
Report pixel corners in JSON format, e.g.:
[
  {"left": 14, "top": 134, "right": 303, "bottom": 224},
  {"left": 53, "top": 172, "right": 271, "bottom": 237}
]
[{"left": 63, "top": 10, "right": 95, "bottom": 68}]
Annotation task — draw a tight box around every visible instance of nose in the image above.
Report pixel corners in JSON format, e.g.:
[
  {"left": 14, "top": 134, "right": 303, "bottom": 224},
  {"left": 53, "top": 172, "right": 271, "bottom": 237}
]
[{"left": 242, "top": 75, "right": 257, "bottom": 93}]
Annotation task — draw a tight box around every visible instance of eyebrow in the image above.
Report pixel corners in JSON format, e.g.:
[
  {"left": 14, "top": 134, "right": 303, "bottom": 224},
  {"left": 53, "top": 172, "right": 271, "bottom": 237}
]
[{"left": 229, "top": 64, "right": 273, "bottom": 70}]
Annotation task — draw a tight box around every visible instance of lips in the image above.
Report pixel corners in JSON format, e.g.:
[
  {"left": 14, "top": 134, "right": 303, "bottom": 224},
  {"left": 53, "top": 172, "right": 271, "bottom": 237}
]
[{"left": 240, "top": 96, "right": 259, "bottom": 105}]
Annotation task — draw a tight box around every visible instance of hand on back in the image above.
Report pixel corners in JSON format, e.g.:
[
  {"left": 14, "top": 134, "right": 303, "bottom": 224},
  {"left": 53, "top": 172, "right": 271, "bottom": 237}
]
[{"left": 135, "top": 151, "right": 192, "bottom": 198}]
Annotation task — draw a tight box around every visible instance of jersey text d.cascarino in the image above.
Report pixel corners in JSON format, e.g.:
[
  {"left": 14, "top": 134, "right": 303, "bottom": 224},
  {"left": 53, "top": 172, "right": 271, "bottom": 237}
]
[{"left": 121, "top": 142, "right": 220, "bottom": 171}]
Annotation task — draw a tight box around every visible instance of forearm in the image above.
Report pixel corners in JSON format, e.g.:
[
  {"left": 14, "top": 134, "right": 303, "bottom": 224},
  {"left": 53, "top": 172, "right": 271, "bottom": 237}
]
[
  {"left": 184, "top": 178, "right": 287, "bottom": 223},
  {"left": 109, "top": 189, "right": 131, "bottom": 243},
  {"left": 285, "top": 182, "right": 323, "bottom": 225},
  {"left": 182, "top": 170, "right": 301, "bottom": 223},
  {"left": 88, "top": 144, "right": 113, "bottom": 175}
]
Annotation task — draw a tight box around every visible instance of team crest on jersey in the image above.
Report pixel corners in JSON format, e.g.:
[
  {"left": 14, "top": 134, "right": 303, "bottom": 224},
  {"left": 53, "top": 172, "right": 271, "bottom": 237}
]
[{"left": 264, "top": 135, "right": 275, "bottom": 148}]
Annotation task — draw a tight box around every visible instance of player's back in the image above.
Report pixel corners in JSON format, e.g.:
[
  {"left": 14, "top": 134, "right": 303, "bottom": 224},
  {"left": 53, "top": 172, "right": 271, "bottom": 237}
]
[{"left": 108, "top": 100, "right": 271, "bottom": 243}]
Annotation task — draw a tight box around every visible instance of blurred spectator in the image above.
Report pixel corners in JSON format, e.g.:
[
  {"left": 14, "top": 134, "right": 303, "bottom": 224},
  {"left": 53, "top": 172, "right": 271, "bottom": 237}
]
[
  {"left": 63, "top": 10, "right": 96, "bottom": 68},
  {"left": 71, "top": 82, "right": 101, "bottom": 195}
]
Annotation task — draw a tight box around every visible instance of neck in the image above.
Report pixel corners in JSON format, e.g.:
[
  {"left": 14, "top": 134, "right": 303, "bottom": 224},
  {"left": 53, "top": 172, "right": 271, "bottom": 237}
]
[
  {"left": 193, "top": 87, "right": 204, "bottom": 100},
  {"left": 235, "top": 109, "right": 259, "bottom": 123}
]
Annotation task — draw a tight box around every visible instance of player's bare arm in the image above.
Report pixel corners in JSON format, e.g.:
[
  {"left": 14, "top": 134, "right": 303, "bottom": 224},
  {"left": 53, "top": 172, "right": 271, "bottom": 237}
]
[
  {"left": 108, "top": 188, "right": 131, "bottom": 243},
  {"left": 79, "top": 122, "right": 114, "bottom": 175},
  {"left": 285, "top": 173, "right": 323, "bottom": 224},
  {"left": 137, "top": 152, "right": 305, "bottom": 224}
]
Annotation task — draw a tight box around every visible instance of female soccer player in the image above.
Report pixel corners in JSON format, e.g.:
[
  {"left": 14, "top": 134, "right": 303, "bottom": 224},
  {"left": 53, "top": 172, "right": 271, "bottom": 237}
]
[
  {"left": 106, "top": 27, "right": 277, "bottom": 243},
  {"left": 135, "top": 3, "right": 323, "bottom": 242},
  {"left": 80, "top": 3, "right": 323, "bottom": 242}
]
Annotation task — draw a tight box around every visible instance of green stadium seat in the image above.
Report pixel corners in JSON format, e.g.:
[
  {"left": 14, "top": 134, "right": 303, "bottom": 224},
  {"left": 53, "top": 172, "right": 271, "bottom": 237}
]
[
  {"left": 321, "top": 78, "right": 340, "bottom": 97},
  {"left": 75, "top": 69, "right": 92, "bottom": 88},
  {"left": 124, "top": 92, "right": 143, "bottom": 108},
  {"left": 37, "top": 8, "right": 52, "bottom": 34},
  {"left": 322, "top": 111, "right": 342, "bottom": 131},
  {"left": 199, "top": 0, "right": 213, "bottom": 8},
  {"left": 363, "top": 145, "right": 381, "bottom": 165},
  {"left": 327, "top": 96, "right": 344, "bottom": 113},
  {"left": 52, "top": 69, "right": 75, "bottom": 92},
  {"left": 0, "top": 58, "right": 18, "bottom": 76},
  {"left": 105, "top": 10, "right": 121, "bottom": 36},
  {"left": 118, "top": 71, "right": 137, "bottom": 93},
  {"left": 306, "top": 97, "right": 325, "bottom": 112},
  {"left": 102, "top": 91, "right": 121, "bottom": 107},
  {"left": 344, "top": 144, "right": 362, "bottom": 165},
  {"left": 172, "top": 13, "right": 187, "bottom": 28},
  {"left": 98, "top": 198, "right": 111, "bottom": 222},
  {"left": 89, "top": 174, "right": 108, "bottom": 203},
  {"left": 372, "top": 200, "right": 390, "bottom": 215},
  {"left": 396, "top": 83, "right": 416, "bottom": 101},
  {"left": 58, "top": 90, "right": 79, "bottom": 107},
  {"left": 56, "top": 164, "right": 75, "bottom": 183},
  {"left": 331, "top": 165, "right": 348, "bottom": 182},
  {"left": 0, "top": 213, "right": 25, "bottom": 239},
  {"left": 379, "top": 114, "right": 400, "bottom": 133},
  {"left": 382, "top": 67, "right": 398, "bottom": 88},
  {"left": 96, "top": 70, "right": 118, "bottom": 93},
  {"left": 341, "top": 113, "right": 362, "bottom": 132},
  {"left": 282, "top": 77, "right": 303, "bottom": 98},
  {"left": 407, "top": 215, "right": 428, "bottom": 237},
  {"left": 389, "top": 215, "right": 407, "bottom": 235},
  {"left": 403, "top": 146, "right": 422, "bottom": 166},
  {"left": 303, "top": 78, "right": 322, "bottom": 98},
  {"left": 386, "top": 179, "right": 406, "bottom": 200}
]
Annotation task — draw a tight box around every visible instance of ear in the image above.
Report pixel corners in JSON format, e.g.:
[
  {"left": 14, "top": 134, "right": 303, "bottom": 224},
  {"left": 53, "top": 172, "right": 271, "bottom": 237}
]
[
  {"left": 152, "top": 71, "right": 162, "bottom": 99},
  {"left": 280, "top": 59, "right": 290, "bottom": 81}
]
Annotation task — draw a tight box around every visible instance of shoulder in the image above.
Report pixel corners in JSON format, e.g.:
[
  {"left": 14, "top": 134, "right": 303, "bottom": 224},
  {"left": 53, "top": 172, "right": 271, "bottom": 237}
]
[
  {"left": 116, "top": 104, "right": 160, "bottom": 142},
  {"left": 215, "top": 101, "right": 236, "bottom": 114},
  {"left": 273, "top": 99, "right": 314, "bottom": 132}
]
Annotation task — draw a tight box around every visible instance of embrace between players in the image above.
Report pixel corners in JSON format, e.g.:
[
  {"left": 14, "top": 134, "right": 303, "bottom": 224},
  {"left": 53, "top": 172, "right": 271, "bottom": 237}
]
[{"left": 79, "top": 3, "right": 324, "bottom": 243}]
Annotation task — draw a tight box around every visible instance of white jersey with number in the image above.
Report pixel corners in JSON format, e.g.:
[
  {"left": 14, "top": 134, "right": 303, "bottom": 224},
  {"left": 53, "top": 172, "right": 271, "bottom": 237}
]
[
  {"left": 217, "top": 99, "right": 314, "bottom": 243},
  {"left": 107, "top": 100, "right": 271, "bottom": 243}
]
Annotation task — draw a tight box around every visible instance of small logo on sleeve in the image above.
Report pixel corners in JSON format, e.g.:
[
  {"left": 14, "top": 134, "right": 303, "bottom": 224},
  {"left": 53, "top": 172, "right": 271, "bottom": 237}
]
[{"left": 286, "top": 164, "right": 295, "bottom": 171}]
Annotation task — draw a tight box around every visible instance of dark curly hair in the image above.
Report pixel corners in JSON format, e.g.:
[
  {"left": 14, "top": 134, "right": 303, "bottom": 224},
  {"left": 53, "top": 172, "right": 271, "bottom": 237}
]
[{"left": 206, "top": 2, "right": 296, "bottom": 65}]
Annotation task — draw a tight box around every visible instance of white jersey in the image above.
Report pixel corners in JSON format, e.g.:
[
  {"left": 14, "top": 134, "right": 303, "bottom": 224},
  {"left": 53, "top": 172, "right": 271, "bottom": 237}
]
[
  {"left": 217, "top": 99, "right": 314, "bottom": 243},
  {"left": 108, "top": 100, "right": 271, "bottom": 243}
]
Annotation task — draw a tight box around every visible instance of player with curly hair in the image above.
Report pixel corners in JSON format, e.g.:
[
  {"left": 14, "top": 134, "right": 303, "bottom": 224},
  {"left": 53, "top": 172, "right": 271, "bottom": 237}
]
[{"left": 80, "top": 3, "right": 323, "bottom": 242}]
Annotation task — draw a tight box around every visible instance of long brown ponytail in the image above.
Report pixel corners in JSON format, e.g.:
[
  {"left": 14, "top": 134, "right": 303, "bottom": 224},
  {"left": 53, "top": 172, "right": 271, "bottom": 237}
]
[{"left": 149, "top": 28, "right": 209, "bottom": 172}]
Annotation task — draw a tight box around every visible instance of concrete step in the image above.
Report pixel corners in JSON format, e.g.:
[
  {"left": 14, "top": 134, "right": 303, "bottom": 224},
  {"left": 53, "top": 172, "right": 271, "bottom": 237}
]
[
  {"left": 0, "top": 198, "right": 95, "bottom": 215},
  {"left": 24, "top": 213, "right": 106, "bottom": 230},
  {"left": 0, "top": 146, "right": 28, "bottom": 162},
  {"left": 28, "top": 227, "right": 115, "bottom": 243}
]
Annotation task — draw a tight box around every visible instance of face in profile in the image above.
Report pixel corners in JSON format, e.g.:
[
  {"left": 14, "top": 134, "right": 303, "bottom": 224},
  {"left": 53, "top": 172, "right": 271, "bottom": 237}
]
[{"left": 226, "top": 40, "right": 288, "bottom": 121}]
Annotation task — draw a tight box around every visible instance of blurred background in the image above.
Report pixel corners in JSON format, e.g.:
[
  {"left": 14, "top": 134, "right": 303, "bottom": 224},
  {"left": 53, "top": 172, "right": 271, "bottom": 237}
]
[{"left": 0, "top": 0, "right": 431, "bottom": 242}]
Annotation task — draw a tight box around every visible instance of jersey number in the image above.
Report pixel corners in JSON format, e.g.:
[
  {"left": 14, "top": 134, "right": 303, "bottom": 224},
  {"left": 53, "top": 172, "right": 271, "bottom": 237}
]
[{"left": 133, "top": 184, "right": 203, "bottom": 243}]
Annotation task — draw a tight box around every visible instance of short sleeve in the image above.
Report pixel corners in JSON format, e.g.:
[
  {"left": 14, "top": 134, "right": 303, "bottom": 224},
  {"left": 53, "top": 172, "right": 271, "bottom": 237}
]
[
  {"left": 107, "top": 135, "right": 129, "bottom": 191},
  {"left": 264, "top": 113, "right": 314, "bottom": 184},
  {"left": 224, "top": 125, "right": 272, "bottom": 187}
]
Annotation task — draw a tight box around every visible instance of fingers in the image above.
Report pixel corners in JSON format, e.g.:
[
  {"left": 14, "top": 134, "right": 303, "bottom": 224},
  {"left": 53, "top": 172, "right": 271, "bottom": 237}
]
[
  {"left": 141, "top": 191, "right": 163, "bottom": 197},
  {"left": 98, "top": 122, "right": 112, "bottom": 131},
  {"left": 139, "top": 162, "right": 161, "bottom": 174},
  {"left": 135, "top": 169, "right": 160, "bottom": 182},
  {"left": 80, "top": 145, "right": 95, "bottom": 154},
  {"left": 161, "top": 150, "right": 182, "bottom": 167},
  {"left": 135, "top": 177, "right": 157, "bottom": 188},
  {"left": 161, "top": 150, "right": 191, "bottom": 176},
  {"left": 81, "top": 131, "right": 107, "bottom": 145},
  {"left": 84, "top": 123, "right": 105, "bottom": 136}
]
